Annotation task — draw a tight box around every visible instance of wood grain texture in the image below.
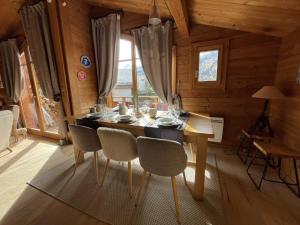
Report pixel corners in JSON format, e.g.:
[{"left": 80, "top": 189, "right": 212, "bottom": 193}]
[
  {"left": 175, "top": 24, "right": 281, "bottom": 145},
  {"left": 58, "top": 0, "right": 98, "bottom": 116},
  {"left": 87, "top": 0, "right": 300, "bottom": 37},
  {"left": 269, "top": 29, "right": 300, "bottom": 180},
  {"left": 164, "top": 0, "right": 189, "bottom": 37}
]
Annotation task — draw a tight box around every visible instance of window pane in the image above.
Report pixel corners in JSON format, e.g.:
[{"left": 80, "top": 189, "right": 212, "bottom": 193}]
[
  {"left": 136, "top": 59, "right": 155, "bottom": 96},
  {"left": 19, "top": 52, "right": 40, "bottom": 130},
  {"left": 198, "top": 50, "right": 219, "bottom": 82},
  {"left": 136, "top": 59, "right": 161, "bottom": 108},
  {"left": 112, "top": 60, "right": 132, "bottom": 99},
  {"left": 119, "top": 39, "right": 132, "bottom": 61}
]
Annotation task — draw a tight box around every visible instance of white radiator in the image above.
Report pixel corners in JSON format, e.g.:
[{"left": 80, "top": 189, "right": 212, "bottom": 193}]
[{"left": 208, "top": 117, "right": 224, "bottom": 143}]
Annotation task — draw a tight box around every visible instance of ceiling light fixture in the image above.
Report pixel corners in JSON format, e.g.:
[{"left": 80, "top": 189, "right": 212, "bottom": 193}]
[
  {"left": 148, "top": 0, "right": 161, "bottom": 26},
  {"left": 46, "top": 0, "right": 68, "bottom": 7}
]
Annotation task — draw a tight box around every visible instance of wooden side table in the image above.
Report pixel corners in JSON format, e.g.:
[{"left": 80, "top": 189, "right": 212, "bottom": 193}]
[{"left": 247, "top": 139, "right": 300, "bottom": 197}]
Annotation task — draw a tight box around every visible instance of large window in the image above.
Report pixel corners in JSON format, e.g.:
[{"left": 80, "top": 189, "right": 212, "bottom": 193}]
[
  {"left": 112, "top": 39, "right": 133, "bottom": 103},
  {"left": 112, "top": 37, "right": 159, "bottom": 108},
  {"left": 193, "top": 39, "right": 228, "bottom": 90}
]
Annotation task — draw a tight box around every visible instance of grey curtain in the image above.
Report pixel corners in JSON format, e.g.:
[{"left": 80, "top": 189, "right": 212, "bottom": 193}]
[
  {"left": 20, "top": 1, "right": 60, "bottom": 101},
  {"left": 132, "top": 21, "right": 173, "bottom": 103},
  {"left": 0, "top": 39, "right": 23, "bottom": 103},
  {"left": 92, "top": 13, "right": 120, "bottom": 102}
]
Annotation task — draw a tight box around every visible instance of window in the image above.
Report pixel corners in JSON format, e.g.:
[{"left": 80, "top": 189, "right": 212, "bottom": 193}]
[
  {"left": 112, "top": 39, "right": 133, "bottom": 103},
  {"left": 198, "top": 50, "right": 219, "bottom": 82},
  {"left": 193, "top": 39, "right": 228, "bottom": 90},
  {"left": 111, "top": 37, "right": 161, "bottom": 108}
]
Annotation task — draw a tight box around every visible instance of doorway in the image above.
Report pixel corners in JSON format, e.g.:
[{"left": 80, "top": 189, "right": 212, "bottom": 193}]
[{"left": 19, "top": 46, "right": 61, "bottom": 140}]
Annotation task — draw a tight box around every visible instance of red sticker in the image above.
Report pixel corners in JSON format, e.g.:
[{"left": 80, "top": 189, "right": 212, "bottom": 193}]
[{"left": 77, "top": 71, "right": 87, "bottom": 80}]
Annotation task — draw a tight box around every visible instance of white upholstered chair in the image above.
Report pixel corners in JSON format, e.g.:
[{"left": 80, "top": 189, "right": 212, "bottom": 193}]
[
  {"left": 136, "top": 136, "right": 187, "bottom": 223},
  {"left": 97, "top": 127, "right": 138, "bottom": 197},
  {"left": 69, "top": 125, "right": 102, "bottom": 184},
  {"left": 0, "top": 110, "right": 13, "bottom": 152}
]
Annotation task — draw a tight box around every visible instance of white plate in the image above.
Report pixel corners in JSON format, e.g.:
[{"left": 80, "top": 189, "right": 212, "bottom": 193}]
[
  {"left": 157, "top": 117, "right": 179, "bottom": 126},
  {"left": 86, "top": 112, "right": 102, "bottom": 118}
]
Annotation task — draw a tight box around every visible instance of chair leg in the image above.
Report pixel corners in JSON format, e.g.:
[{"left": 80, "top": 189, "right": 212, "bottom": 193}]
[
  {"left": 135, "top": 170, "right": 147, "bottom": 207},
  {"left": 101, "top": 158, "right": 110, "bottom": 187},
  {"left": 94, "top": 152, "right": 100, "bottom": 185},
  {"left": 182, "top": 171, "right": 188, "bottom": 186},
  {"left": 128, "top": 161, "right": 132, "bottom": 198},
  {"left": 72, "top": 150, "right": 81, "bottom": 176},
  {"left": 171, "top": 176, "right": 181, "bottom": 224}
]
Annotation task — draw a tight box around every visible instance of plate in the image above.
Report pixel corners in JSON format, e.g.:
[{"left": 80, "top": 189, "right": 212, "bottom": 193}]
[
  {"left": 115, "top": 115, "right": 133, "bottom": 123},
  {"left": 86, "top": 112, "right": 102, "bottom": 118},
  {"left": 157, "top": 117, "right": 179, "bottom": 127}
]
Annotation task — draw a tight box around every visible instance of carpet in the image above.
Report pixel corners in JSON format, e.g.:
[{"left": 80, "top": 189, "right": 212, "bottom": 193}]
[{"left": 28, "top": 151, "right": 224, "bottom": 225}]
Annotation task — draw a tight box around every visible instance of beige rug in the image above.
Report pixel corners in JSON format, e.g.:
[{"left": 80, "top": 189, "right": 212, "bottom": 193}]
[{"left": 28, "top": 151, "right": 224, "bottom": 225}]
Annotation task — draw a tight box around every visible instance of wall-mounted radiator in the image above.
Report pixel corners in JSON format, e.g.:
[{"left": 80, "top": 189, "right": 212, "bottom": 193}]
[{"left": 208, "top": 117, "right": 224, "bottom": 143}]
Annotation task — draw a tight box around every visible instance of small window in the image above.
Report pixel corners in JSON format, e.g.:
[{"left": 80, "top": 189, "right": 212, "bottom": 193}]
[
  {"left": 198, "top": 50, "right": 219, "bottom": 82},
  {"left": 193, "top": 39, "right": 228, "bottom": 90}
]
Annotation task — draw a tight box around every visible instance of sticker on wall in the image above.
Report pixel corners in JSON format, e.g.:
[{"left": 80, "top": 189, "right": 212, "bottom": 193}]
[
  {"left": 80, "top": 55, "right": 91, "bottom": 68},
  {"left": 77, "top": 71, "right": 87, "bottom": 81}
]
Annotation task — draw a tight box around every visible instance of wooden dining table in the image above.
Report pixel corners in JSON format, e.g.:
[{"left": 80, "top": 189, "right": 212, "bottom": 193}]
[{"left": 74, "top": 112, "right": 214, "bottom": 200}]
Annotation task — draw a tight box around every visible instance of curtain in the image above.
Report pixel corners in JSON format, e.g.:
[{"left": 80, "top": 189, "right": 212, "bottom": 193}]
[
  {"left": 20, "top": 1, "right": 60, "bottom": 101},
  {"left": 92, "top": 13, "right": 120, "bottom": 103},
  {"left": 0, "top": 39, "right": 23, "bottom": 103},
  {"left": 132, "top": 21, "right": 173, "bottom": 104},
  {"left": 20, "top": 2, "right": 67, "bottom": 140}
]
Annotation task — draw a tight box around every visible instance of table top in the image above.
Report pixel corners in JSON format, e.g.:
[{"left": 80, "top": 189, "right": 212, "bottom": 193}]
[
  {"left": 253, "top": 139, "right": 300, "bottom": 159},
  {"left": 78, "top": 111, "right": 214, "bottom": 138}
]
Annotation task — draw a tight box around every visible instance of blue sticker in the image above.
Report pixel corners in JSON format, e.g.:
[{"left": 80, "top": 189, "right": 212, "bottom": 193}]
[{"left": 80, "top": 56, "right": 91, "bottom": 68}]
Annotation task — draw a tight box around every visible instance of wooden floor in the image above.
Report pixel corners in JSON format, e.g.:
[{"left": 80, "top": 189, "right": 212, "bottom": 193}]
[{"left": 0, "top": 136, "right": 299, "bottom": 225}]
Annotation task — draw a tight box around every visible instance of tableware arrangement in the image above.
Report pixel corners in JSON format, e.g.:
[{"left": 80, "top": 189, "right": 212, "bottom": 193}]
[
  {"left": 149, "top": 107, "right": 157, "bottom": 118},
  {"left": 115, "top": 114, "right": 135, "bottom": 123},
  {"left": 157, "top": 117, "right": 180, "bottom": 127}
]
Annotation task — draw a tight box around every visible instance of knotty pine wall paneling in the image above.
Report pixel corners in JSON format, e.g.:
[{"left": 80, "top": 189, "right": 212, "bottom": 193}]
[
  {"left": 270, "top": 30, "right": 300, "bottom": 179},
  {"left": 58, "top": 0, "right": 97, "bottom": 116},
  {"left": 175, "top": 24, "right": 281, "bottom": 145}
]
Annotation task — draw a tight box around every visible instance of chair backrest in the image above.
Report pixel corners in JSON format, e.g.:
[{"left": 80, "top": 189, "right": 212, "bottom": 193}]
[
  {"left": 69, "top": 124, "right": 101, "bottom": 152},
  {"left": 137, "top": 136, "right": 187, "bottom": 177},
  {"left": 0, "top": 110, "right": 13, "bottom": 150},
  {"left": 97, "top": 127, "right": 137, "bottom": 161}
]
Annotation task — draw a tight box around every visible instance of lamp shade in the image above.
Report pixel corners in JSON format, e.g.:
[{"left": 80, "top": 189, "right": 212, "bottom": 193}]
[
  {"left": 252, "top": 86, "right": 285, "bottom": 99},
  {"left": 149, "top": 0, "right": 161, "bottom": 25}
]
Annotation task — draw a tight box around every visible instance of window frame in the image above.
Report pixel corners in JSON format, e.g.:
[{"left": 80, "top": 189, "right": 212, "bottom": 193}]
[{"left": 192, "top": 39, "right": 229, "bottom": 91}]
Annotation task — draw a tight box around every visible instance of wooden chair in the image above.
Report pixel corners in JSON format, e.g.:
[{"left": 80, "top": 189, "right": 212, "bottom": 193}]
[
  {"left": 136, "top": 136, "right": 187, "bottom": 224},
  {"left": 237, "top": 129, "right": 265, "bottom": 164},
  {"left": 97, "top": 127, "right": 138, "bottom": 197},
  {"left": 68, "top": 125, "right": 102, "bottom": 184}
]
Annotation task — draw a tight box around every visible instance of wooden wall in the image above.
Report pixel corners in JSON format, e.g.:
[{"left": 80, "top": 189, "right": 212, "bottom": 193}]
[
  {"left": 57, "top": 0, "right": 98, "bottom": 116},
  {"left": 174, "top": 24, "right": 281, "bottom": 145},
  {"left": 270, "top": 29, "right": 300, "bottom": 152},
  {"left": 52, "top": 2, "right": 282, "bottom": 145}
]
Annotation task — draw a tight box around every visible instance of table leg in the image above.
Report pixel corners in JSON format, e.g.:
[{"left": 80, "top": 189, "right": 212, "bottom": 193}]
[
  {"left": 73, "top": 147, "right": 84, "bottom": 164},
  {"left": 193, "top": 136, "right": 208, "bottom": 200}
]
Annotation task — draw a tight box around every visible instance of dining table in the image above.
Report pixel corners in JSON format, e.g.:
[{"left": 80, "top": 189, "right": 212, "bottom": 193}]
[{"left": 74, "top": 111, "right": 214, "bottom": 201}]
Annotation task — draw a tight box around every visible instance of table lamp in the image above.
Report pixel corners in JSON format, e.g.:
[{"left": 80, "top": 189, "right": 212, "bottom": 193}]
[{"left": 250, "top": 86, "right": 285, "bottom": 137}]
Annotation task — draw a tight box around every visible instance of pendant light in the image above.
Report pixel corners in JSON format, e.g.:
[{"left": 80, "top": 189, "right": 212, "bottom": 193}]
[{"left": 148, "top": 0, "right": 161, "bottom": 25}]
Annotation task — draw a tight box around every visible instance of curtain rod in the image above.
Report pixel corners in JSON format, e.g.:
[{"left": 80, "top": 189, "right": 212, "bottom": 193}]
[
  {"left": 91, "top": 9, "right": 124, "bottom": 20},
  {"left": 123, "top": 19, "right": 174, "bottom": 33}
]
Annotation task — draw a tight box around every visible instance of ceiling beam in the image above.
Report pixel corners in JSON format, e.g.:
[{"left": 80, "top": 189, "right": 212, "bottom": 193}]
[{"left": 164, "top": 0, "right": 189, "bottom": 36}]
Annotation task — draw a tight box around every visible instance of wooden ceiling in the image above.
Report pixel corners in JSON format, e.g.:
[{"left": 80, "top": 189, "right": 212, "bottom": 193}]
[
  {"left": 87, "top": 0, "right": 300, "bottom": 37},
  {"left": 0, "top": 0, "right": 24, "bottom": 40},
  {"left": 1, "top": 0, "right": 300, "bottom": 40}
]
